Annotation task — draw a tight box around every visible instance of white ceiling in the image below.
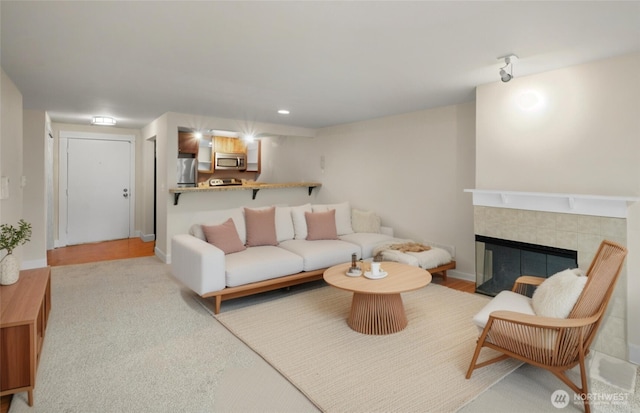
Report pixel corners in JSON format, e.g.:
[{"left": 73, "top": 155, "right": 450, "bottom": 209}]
[{"left": 2, "top": 1, "right": 639, "bottom": 130}]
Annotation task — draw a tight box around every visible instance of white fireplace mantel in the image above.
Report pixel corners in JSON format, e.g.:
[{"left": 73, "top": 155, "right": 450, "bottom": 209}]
[{"left": 464, "top": 189, "right": 640, "bottom": 218}]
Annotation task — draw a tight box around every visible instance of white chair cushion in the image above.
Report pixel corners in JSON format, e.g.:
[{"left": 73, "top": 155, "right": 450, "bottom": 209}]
[
  {"left": 531, "top": 268, "right": 587, "bottom": 318},
  {"left": 473, "top": 289, "right": 560, "bottom": 351},
  {"left": 472, "top": 290, "right": 535, "bottom": 332}
]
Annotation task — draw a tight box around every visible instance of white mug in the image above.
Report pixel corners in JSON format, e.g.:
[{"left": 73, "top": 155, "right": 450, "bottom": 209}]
[{"left": 370, "top": 262, "right": 381, "bottom": 275}]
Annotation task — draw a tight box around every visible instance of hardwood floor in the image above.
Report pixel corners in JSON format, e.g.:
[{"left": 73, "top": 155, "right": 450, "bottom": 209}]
[
  {"left": 1, "top": 240, "right": 473, "bottom": 413},
  {"left": 46, "top": 237, "right": 155, "bottom": 266},
  {"left": 432, "top": 275, "right": 476, "bottom": 293}
]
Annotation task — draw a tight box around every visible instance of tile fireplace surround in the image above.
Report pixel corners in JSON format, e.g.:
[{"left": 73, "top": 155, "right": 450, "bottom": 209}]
[{"left": 466, "top": 190, "right": 639, "bottom": 361}]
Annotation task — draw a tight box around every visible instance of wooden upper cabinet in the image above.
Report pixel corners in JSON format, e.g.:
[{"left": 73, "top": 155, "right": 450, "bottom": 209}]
[
  {"left": 178, "top": 132, "right": 199, "bottom": 154},
  {"left": 214, "top": 136, "right": 247, "bottom": 154}
]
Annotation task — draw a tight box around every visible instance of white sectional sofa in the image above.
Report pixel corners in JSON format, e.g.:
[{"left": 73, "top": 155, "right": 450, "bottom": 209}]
[{"left": 171, "top": 202, "right": 395, "bottom": 313}]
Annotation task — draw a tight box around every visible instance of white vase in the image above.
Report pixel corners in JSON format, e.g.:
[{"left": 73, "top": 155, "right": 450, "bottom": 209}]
[{"left": 0, "top": 254, "right": 19, "bottom": 285}]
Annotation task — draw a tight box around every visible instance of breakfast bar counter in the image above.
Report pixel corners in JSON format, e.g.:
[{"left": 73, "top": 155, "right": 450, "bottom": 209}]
[{"left": 169, "top": 181, "right": 322, "bottom": 204}]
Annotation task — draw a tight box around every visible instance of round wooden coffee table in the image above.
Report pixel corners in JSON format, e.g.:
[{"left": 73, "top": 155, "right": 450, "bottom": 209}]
[{"left": 323, "top": 261, "right": 431, "bottom": 335}]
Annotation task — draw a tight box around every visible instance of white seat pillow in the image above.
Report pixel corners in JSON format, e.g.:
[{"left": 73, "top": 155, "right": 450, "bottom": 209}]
[{"left": 531, "top": 268, "right": 587, "bottom": 318}]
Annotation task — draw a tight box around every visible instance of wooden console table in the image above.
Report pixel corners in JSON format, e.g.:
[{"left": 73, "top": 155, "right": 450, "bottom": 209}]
[{"left": 0, "top": 267, "right": 52, "bottom": 406}]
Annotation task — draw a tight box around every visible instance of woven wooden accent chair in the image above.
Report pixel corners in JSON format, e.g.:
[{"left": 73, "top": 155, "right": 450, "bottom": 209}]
[{"left": 465, "top": 240, "right": 627, "bottom": 413}]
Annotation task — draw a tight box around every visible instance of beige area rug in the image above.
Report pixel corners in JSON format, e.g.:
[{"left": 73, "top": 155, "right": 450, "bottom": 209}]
[
  {"left": 211, "top": 283, "right": 523, "bottom": 413},
  {"left": 9, "top": 257, "right": 316, "bottom": 413}
]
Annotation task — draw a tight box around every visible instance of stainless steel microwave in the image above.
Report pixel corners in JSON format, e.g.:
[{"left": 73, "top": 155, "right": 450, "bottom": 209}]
[{"left": 214, "top": 152, "right": 247, "bottom": 171}]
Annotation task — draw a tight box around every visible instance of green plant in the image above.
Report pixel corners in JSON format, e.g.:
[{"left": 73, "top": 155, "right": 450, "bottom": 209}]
[{"left": 0, "top": 219, "right": 32, "bottom": 254}]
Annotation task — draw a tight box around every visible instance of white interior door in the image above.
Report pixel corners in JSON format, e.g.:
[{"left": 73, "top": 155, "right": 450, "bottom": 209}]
[{"left": 64, "top": 137, "right": 132, "bottom": 245}]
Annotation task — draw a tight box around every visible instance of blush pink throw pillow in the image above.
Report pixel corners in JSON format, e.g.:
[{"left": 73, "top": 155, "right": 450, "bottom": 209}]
[
  {"left": 244, "top": 207, "right": 278, "bottom": 247},
  {"left": 202, "top": 218, "right": 246, "bottom": 254},
  {"left": 305, "top": 210, "right": 338, "bottom": 240}
]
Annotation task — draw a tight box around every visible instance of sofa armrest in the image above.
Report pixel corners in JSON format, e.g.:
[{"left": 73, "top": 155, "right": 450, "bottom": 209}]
[
  {"left": 171, "top": 234, "right": 226, "bottom": 296},
  {"left": 380, "top": 226, "right": 394, "bottom": 237}
]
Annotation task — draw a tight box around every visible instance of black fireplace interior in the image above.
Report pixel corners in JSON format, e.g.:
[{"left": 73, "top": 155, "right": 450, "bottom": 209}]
[{"left": 475, "top": 235, "right": 578, "bottom": 297}]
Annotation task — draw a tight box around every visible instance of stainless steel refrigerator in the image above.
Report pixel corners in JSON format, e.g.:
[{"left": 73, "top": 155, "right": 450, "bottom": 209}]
[{"left": 176, "top": 158, "right": 197, "bottom": 187}]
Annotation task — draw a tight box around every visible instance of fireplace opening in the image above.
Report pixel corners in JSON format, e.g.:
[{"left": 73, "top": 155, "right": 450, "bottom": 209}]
[{"left": 475, "top": 235, "right": 578, "bottom": 297}]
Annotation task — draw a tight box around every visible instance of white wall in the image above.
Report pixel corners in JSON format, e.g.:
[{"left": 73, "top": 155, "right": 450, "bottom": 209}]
[
  {"left": 22, "top": 110, "right": 48, "bottom": 268},
  {"left": 0, "top": 68, "right": 25, "bottom": 266},
  {"left": 476, "top": 53, "right": 640, "bottom": 363},
  {"left": 476, "top": 53, "right": 640, "bottom": 195},
  {"left": 315, "top": 103, "right": 477, "bottom": 277}
]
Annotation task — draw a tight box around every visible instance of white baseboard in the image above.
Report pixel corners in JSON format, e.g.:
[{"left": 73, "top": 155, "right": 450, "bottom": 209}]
[
  {"left": 629, "top": 342, "right": 640, "bottom": 365},
  {"left": 133, "top": 231, "right": 155, "bottom": 242},
  {"left": 447, "top": 270, "right": 475, "bottom": 282},
  {"left": 140, "top": 233, "right": 155, "bottom": 242},
  {"left": 22, "top": 258, "right": 48, "bottom": 270},
  {"left": 155, "top": 247, "right": 169, "bottom": 264}
]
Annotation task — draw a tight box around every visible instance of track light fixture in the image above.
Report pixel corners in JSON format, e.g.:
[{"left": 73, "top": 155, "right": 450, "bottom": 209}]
[{"left": 498, "top": 54, "right": 518, "bottom": 83}]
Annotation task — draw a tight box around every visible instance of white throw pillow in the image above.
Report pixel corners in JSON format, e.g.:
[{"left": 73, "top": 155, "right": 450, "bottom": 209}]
[
  {"left": 275, "top": 206, "right": 295, "bottom": 242},
  {"left": 312, "top": 202, "right": 354, "bottom": 235},
  {"left": 351, "top": 209, "right": 381, "bottom": 233},
  {"left": 531, "top": 268, "right": 587, "bottom": 318},
  {"left": 290, "top": 203, "right": 312, "bottom": 240}
]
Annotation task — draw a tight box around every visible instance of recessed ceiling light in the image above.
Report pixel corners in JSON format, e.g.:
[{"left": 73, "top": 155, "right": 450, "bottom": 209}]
[
  {"left": 91, "top": 116, "right": 117, "bottom": 126},
  {"left": 277, "top": 109, "right": 290, "bottom": 115}
]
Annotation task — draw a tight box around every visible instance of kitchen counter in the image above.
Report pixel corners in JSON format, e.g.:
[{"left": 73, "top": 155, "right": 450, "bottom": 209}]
[{"left": 169, "top": 182, "right": 322, "bottom": 205}]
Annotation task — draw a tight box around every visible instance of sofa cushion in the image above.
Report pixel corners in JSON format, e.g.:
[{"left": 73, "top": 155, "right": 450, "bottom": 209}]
[
  {"left": 312, "top": 202, "right": 353, "bottom": 235},
  {"left": 244, "top": 207, "right": 278, "bottom": 247},
  {"left": 279, "top": 239, "right": 360, "bottom": 271},
  {"left": 339, "top": 232, "right": 395, "bottom": 259},
  {"left": 351, "top": 209, "right": 381, "bottom": 233},
  {"left": 225, "top": 246, "right": 304, "bottom": 287},
  {"left": 305, "top": 210, "right": 338, "bottom": 240},
  {"left": 202, "top": 218, "right": 247, "bottom": 254},
  {"left": 291, "top": 203, "right": 312, "bottom": 240},
  {"left": 532, "top": 268, "right": 586, "bottom": 318},
  {"left": 472, "top": 290, "right": 535, "bottom": 331}
]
